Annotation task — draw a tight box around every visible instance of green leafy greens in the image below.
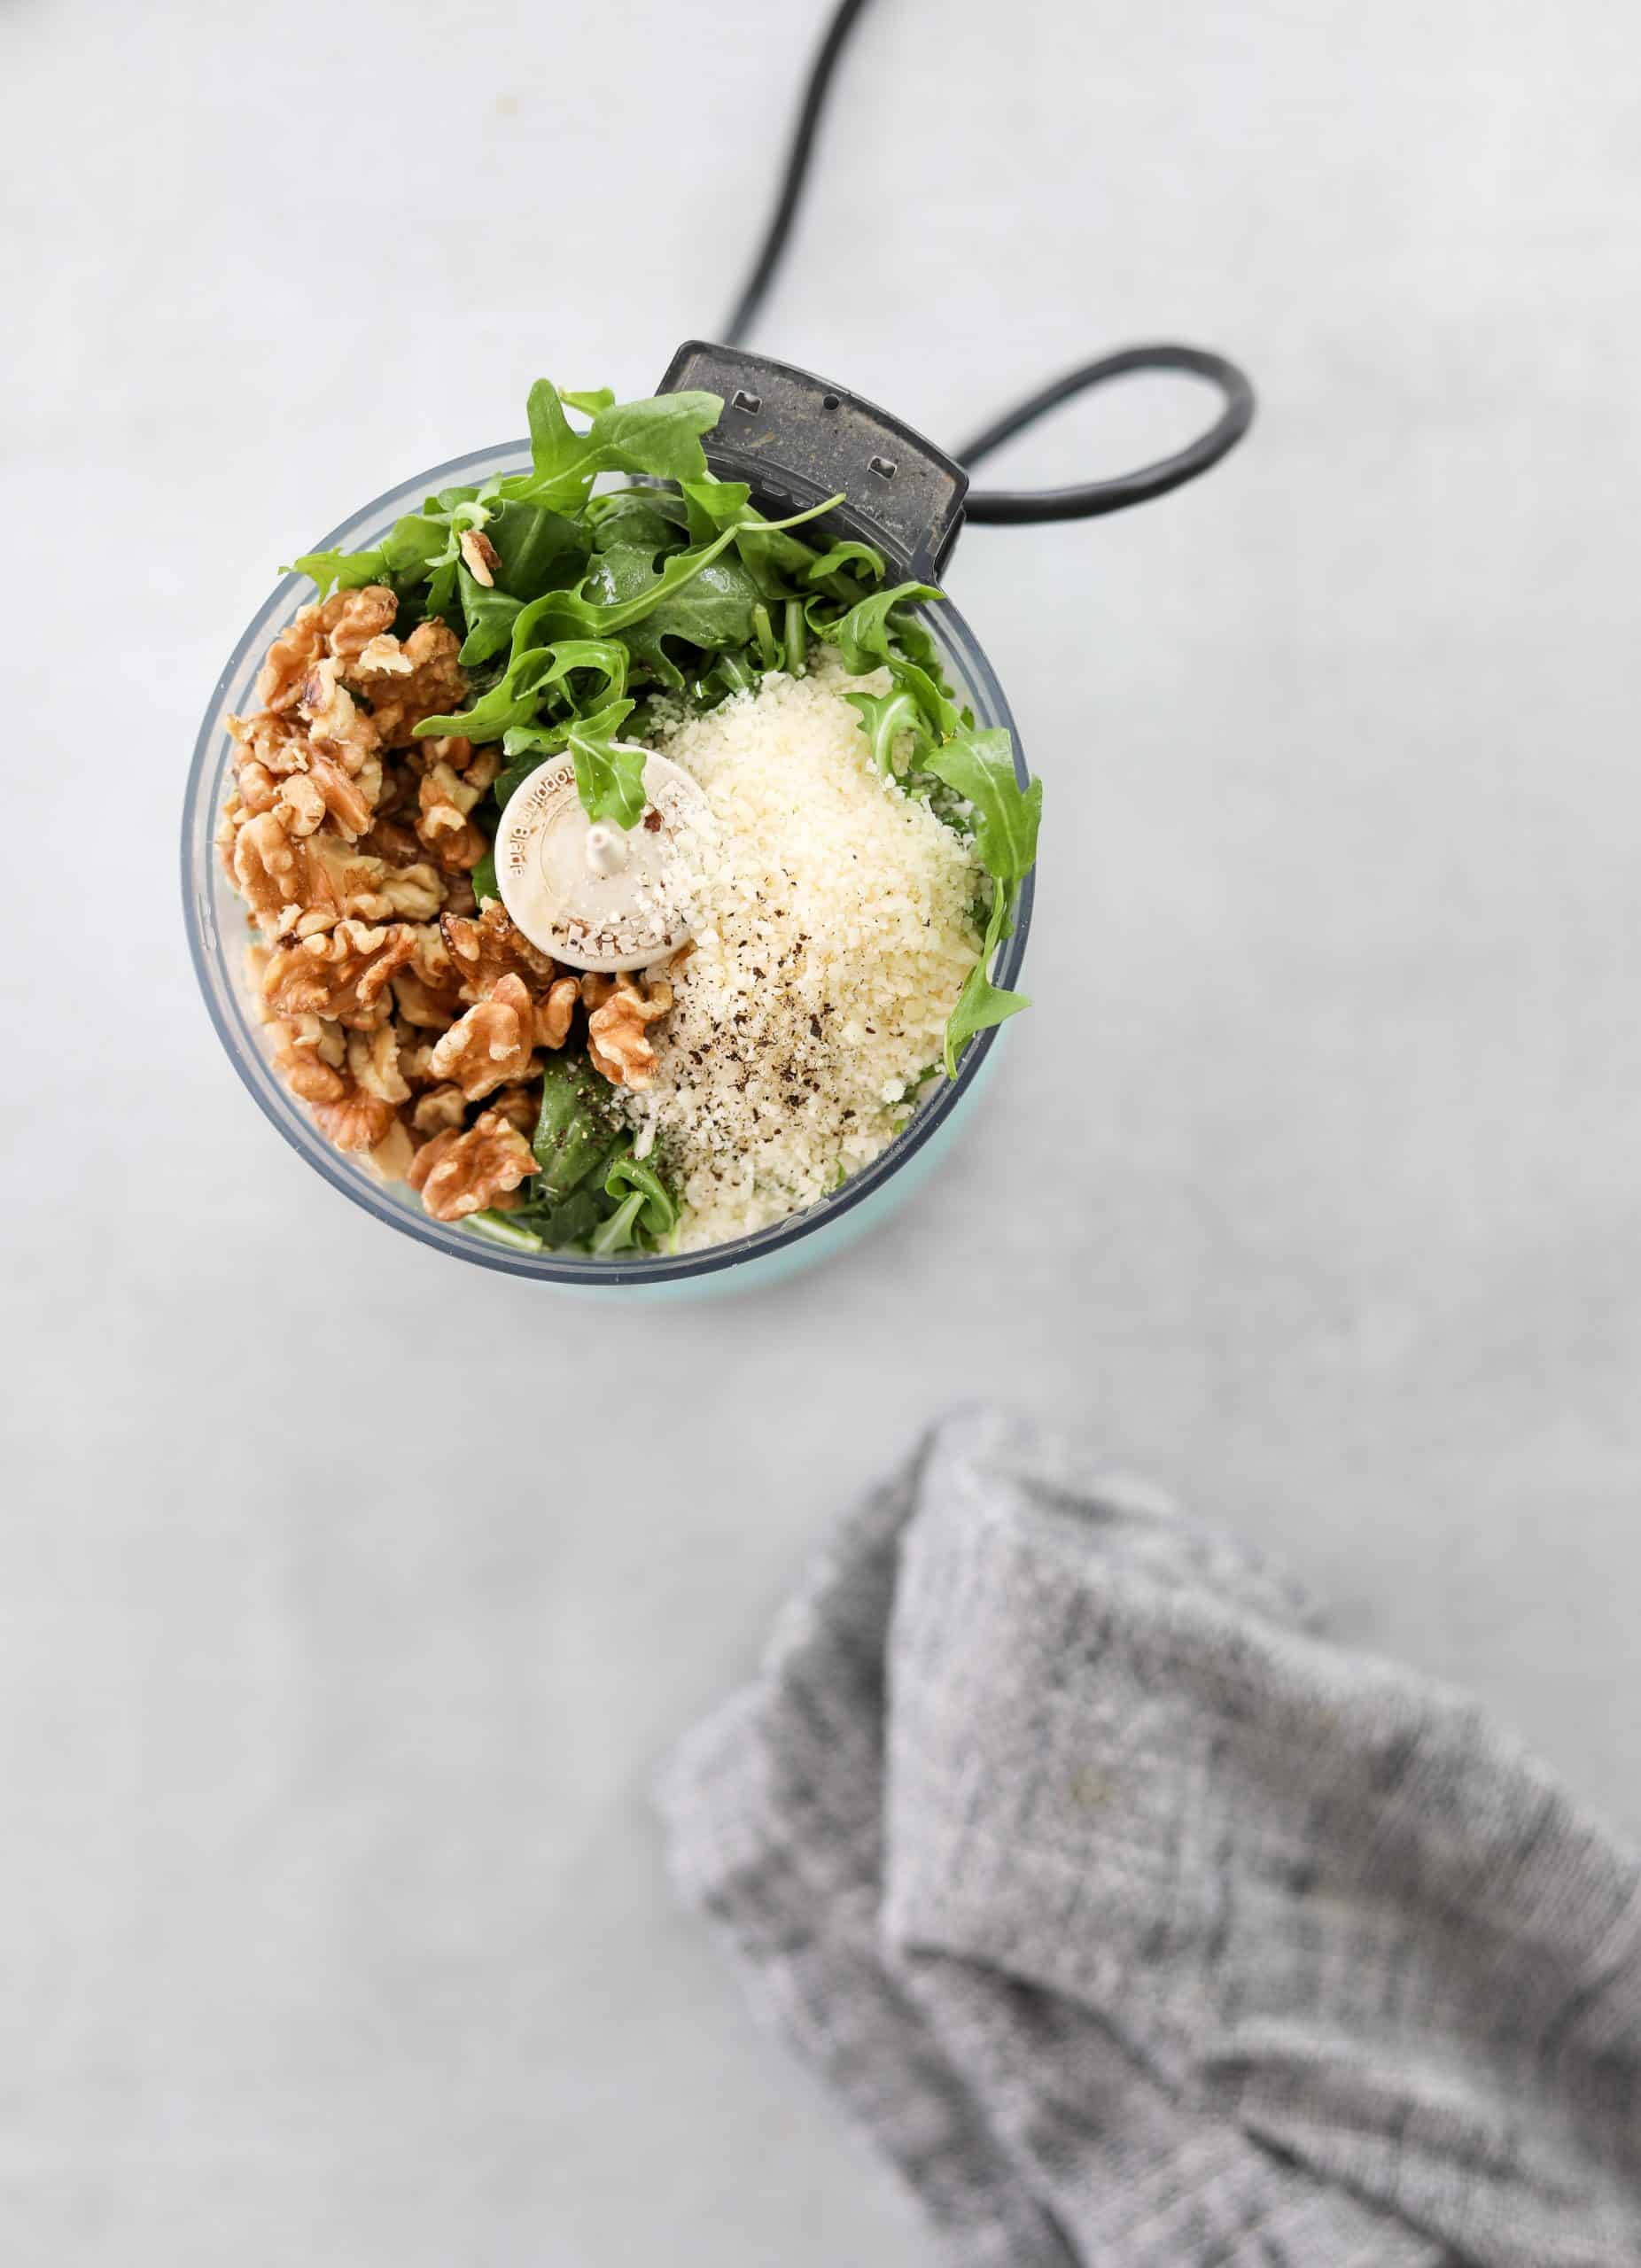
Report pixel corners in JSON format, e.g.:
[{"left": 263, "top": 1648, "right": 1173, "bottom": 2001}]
[
  {"left": 283, "top": 374, "right": 1042, "bottom": 1252},
  {"left": 816, "top": 585, "right": 1038, "bottom": 1073}
]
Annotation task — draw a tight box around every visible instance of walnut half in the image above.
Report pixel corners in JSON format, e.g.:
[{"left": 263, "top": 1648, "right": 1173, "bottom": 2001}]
[
  {"left": 426, "top": 973, "right": 538, "bottom": 1100},
  {"left": 439, "top": 902, "right": 558, "bottom": 1002},
  {"left": 586, "top": 970, "right": 673, "bottom": 1091},
  {"left": 407, "top": 1110, "right": 537, "bottom": 1222}
]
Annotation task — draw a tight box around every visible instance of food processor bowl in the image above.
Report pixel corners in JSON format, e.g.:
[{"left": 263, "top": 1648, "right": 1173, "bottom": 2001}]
[{"left": 182, "top": 423, "right": 1032, "bottom": 1293}]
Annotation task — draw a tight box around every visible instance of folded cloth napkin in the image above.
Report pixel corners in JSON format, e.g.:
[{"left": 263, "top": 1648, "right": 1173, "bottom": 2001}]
[{"left": 658, "top": 1410, "right": 1641, "bottom": 2268}]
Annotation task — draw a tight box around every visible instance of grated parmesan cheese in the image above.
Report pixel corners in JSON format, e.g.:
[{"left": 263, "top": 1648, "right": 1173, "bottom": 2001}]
[{"left": 620, "top": 656, "right": 985, "bottom": 1251}]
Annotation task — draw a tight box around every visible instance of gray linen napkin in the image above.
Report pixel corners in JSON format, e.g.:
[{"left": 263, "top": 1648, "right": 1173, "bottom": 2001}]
[{"left": 658, "top": 1409, "right": 1641, "bottom": 2268}]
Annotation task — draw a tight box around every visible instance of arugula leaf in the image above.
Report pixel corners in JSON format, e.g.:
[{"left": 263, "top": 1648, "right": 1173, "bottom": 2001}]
[
  {"left": 381, "top": 490, "right": 500, "bottom": 583},
  {"left": 416, "top": 625, "right": 629, "bottom": 744},
  {"left": 505, "top": 382, "right": 723, "bottom": 513},
  {"left": 604, "top": 1147, "right": 678, "bottom": 1243},
  {"left": 587, "top": 494, "right": 840, "bottom": 630},
  {"left": 285, "top": 547, "right": 387, "bottom": 597},
  {"left": 565, "top": 706, "right": 648, "bottom": 827},
  {"left": 456, "top": 564, "right": 525, "bottom": 666},
  {"left": 588, "top": 490, "right": 691, "bottom": 555},
  {"left": 484, "top": 499, "right": 586, "bottom": 601},
  {"left": 524, "top": 1186, "right": 610, "bottom": 1249},
  {"left": 805, "top": 538, "right": 886, "bottom": 586},
  {"left": 679, "top": 478, "right": 752, "bottom": 540},
  {"left": 464, "top": 1209, "right": 545, "bottom": 1254},
  {"left": 421, "top": 559, "right": 463, "bottom": 633},
  {"left": 884, "top": 604, "right": 942, "bottom": 673},
  {"left": 471, "top": 848, "right": 498, "bottom": 905},
  {"left": 492, "top": 687, "right": 640, "bottom": 815},
  {"left": 380, "top": 514, "right": 452, "bottom": 579},
  {"left": 586, "top": 540, "right": 763, "bottom": 678},
  {"left": 414, "top": 659, "right": 557, "bottom": 744},
  {"left": 529, "top": 635, "right": 630, "bottom": 703},
  {"left": 524, "top": 379, "right": 583, "bottom": 489},
  {"left": 830, "top": 581, "right": 942, "bottom": 674},
  {"left": 844, "top": 686, "right": 927, "bottom": 776},
  {"left": 591, "top": 393, "right": 723, "bottom": 481},
  {"left": 679, "top": 479, "right": 837, "bottom": 594},
  {"left": 677, "top": 650, "right": 756, "bottom": 711},
  {"left": 556, "top": 516, "right": 758, "bottom": 635},
  {"left": 944, "top": 882, "right": 1030, "bottom": 1076},
  {"left": 888, "top": 656, "right": 959, "bottom": 739},
  {"left": 822, "top": 573, "right": 956, "bottom": 741},
  {"left": 532, "top": 1053, "right": 620, "bottom": 1197},
  {"left": 921, "top": 727, "right": 1042, "bottom": 881},
  {"left": 590, "top": 1191, "right": 649, "bottom": 1254},
  {"left": 556, "top": 385, "right": 616, "bottom": 416},
  {"left": 579, "top": 542, "right": 685, "bottom": 687}
]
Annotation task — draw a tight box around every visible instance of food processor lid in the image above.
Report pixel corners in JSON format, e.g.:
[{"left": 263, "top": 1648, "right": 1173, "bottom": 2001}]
[
  {"left": 494, "top": 748, "right": 709, "bottom": 973},
  {"left": 657, "top": 340, "right": 969, "bottom": 582}
]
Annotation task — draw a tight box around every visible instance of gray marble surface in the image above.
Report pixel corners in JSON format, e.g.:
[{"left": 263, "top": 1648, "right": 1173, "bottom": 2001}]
[{"left": 5, "top": 0, "right": 1641, "bottom": 2259}]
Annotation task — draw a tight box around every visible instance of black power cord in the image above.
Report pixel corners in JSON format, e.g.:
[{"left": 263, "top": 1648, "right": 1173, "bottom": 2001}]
[
  {"left": 957, "top": 344, "right": 1254, "bottom": 523},
  {"left": 720, "top": 0, "right": 873, "bottom": 351},
  {"left": 722, "top": 0, "right": 1254, "bottom": 525}
]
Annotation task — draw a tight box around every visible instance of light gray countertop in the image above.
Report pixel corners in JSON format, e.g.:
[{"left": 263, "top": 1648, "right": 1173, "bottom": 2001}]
[{"left": 4, "top": 0, "right": 1639, "bottom": 2258}]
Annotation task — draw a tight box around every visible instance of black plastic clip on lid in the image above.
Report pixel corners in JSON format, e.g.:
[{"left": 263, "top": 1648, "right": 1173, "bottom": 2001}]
[{"left": 657, "top": 339, "right": 968, "bottom": 583}]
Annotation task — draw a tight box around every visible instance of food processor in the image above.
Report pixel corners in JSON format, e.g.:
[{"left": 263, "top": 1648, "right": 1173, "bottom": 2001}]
[{"left": 182, "top": 359, "right": 1044, "bottom": 1292}]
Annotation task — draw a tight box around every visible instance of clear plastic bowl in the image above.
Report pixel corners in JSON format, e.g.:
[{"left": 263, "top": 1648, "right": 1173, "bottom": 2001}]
[{"left": 181, "top": 440, "right": 1033, "bottom": 1291}]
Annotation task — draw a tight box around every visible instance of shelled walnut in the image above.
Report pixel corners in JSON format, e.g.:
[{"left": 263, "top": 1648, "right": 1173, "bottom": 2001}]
[
  {"left": 406, "top": 1110, "right": 538, "bottom": 1222},
  {"left": 259, "top": 920, "right": 415, "bottom": 1027},
  {"left": 439, "top": 902, "right": 559, "bottom": 1001},
  {"left": 586, "top": 971, "right": 673, "bottom": 1091},
  {"left": 220, "top": 578, "right": 691, "bottom": 1238}
]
